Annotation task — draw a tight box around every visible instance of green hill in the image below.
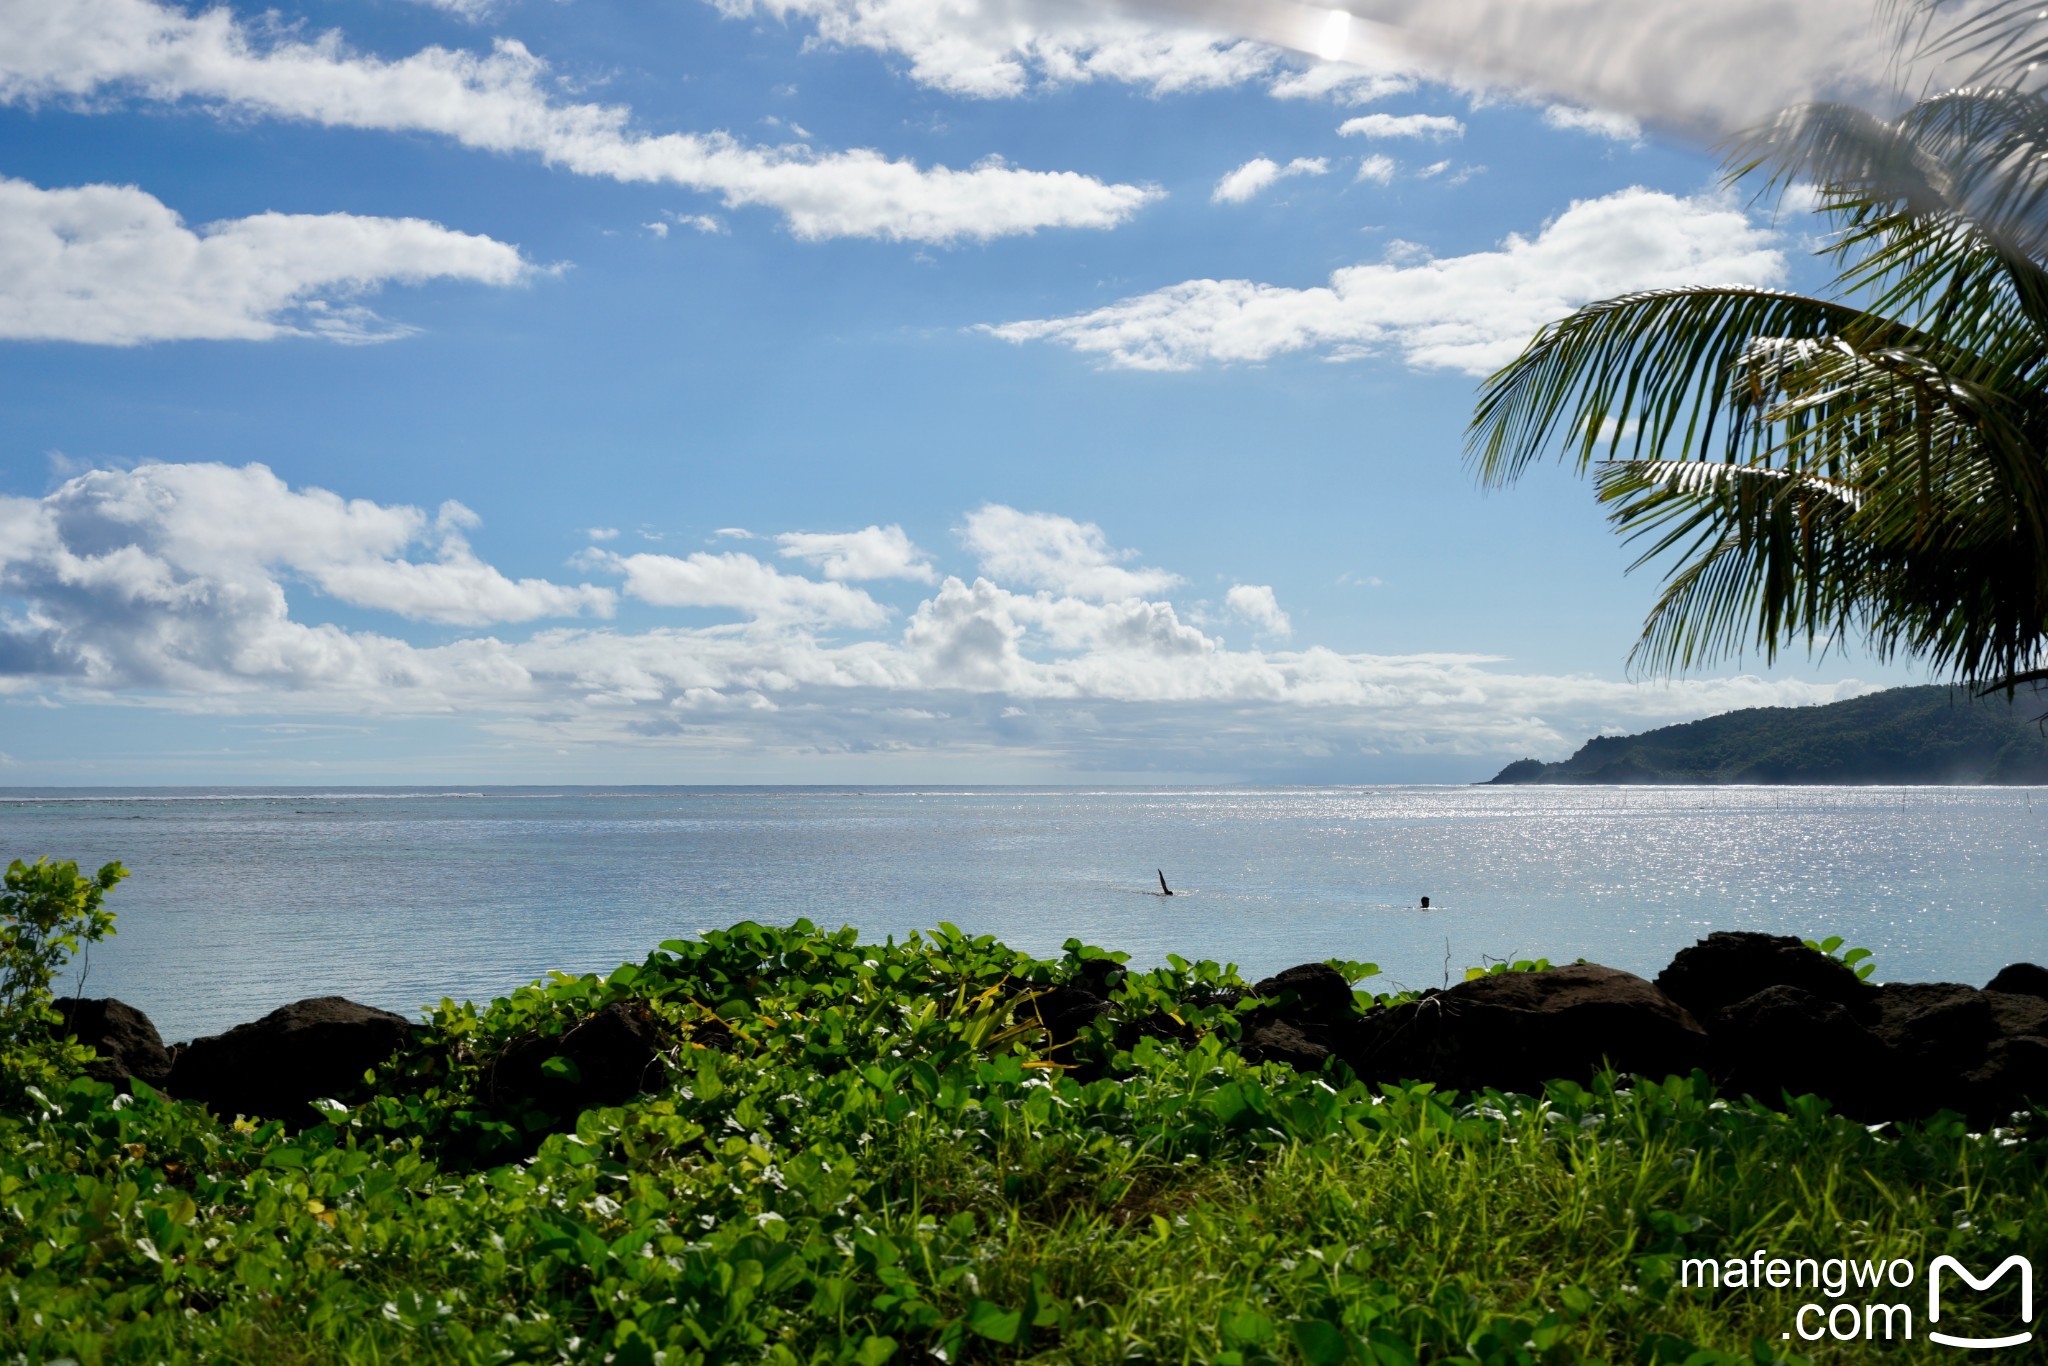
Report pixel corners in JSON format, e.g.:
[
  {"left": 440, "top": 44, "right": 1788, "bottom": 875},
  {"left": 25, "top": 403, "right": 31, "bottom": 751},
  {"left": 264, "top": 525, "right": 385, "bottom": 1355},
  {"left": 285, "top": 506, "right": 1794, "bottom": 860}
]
[{"left": 1489, "top": 685, "right": 2048, "bottom": 785}]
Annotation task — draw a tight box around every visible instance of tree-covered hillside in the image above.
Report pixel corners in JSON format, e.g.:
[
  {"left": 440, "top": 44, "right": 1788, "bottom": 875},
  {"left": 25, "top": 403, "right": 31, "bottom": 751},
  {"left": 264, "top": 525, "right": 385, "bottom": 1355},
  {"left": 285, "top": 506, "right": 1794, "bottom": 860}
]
[{"left": 1489, "top": 685, "right": 2048, "bottom": 785}]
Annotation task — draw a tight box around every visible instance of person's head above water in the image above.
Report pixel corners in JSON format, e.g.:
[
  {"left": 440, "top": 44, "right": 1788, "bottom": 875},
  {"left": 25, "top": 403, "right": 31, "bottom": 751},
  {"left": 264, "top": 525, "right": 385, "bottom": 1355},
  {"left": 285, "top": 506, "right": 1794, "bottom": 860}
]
[{"left": 1419, "top": 895, "right": 1431, "bottom": 910}]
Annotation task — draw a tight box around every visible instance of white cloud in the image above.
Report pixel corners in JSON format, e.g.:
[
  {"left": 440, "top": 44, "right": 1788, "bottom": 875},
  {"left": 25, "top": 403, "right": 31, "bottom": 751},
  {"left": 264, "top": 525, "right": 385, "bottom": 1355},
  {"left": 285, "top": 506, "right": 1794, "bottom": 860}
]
[
  {"left": 405, "top": 0, "right": 499, "bottom": 19},
  {"left": 1354, "top": 154, "right": 1397, "bottom": 185},
  {"left": 712, "top": 0, "right": 1287, "bottom": 99},
  {"left": 1543, "top": 104, "right": 1643, "bottom": 142},
  {"left": 776, "top": 525, "right": 936, "bottom": 582},
  {"left": 0, "top": 0, "right": 1158, "bottom": 244},
  {"left": 643, "top": 220, "right": 670, "bottom": 238},
  {"left": 1415, "top": 159, "right": 1451, "bottom": 179},
  {"left": 0, "top": 462, "right": 1885, "bottom": 774},
  {"left": 958, "top": 506, "right": 1180, "bottom": 600},
  {"left": 0, "top": 175, "right": 531, "bottom": 345},
  {"left": 0, "top": 465, "right": 611, "bottom": 694},
  {"left": 673, "top": 214, "right": 727, "bottom": 235},
  {"left": 1212, "top": 156, "right": 1329, "bottom": 205},
  {"left": 1338, "top": 112, "right": 1463, "bottom": 140},
  {"left": 584, "top": 549, "right": 890, "bottom": 626},
  {"left": 711, "top": 0, "right": 1924, "bottom": 139},
  {"left": 982, "top": 187, "right": 1785, "bottom": 375},
  {"left": 586, "top": 528, "right": 621, "bottom": 541},
  {"left": 1225, "top": 584, "right": 1291, "bottom": 637}
]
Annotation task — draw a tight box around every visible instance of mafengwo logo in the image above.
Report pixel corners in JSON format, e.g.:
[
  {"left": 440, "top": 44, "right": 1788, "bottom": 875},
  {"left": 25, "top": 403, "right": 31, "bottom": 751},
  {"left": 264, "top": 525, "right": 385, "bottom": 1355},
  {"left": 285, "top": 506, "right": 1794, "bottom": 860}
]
[
  {"left": 1928, "top": 1255, "right": 2033, "bottom": 1350},
  {"left": 1680, "top": 1250, "right": 2035, "bottom": 1348}
]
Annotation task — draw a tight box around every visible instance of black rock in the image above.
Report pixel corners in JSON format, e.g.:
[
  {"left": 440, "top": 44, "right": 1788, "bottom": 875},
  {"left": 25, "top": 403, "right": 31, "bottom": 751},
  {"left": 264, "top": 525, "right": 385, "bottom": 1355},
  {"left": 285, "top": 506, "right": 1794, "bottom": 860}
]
[
  {"left": 1872, "top": 982, "right": 1997, "bottom": 1065},
  {"left": 1985, "top": 990, "right": 2048, "bottom": 1040},
  {"left": 1017, "top": 984, "right": 1110, "bottom": 1062},
  {"left": 487, "top": 1000, "right": 665, "bottom": 1116},
  {"left": 168, "top": 997, "right": 416, "bottom": 1124},
  {"left": 1986, "top": 962, "right": 2048, "bottom": 1000},
  {"left": 1240, "top": 1017, "right": 1331, "bottom": 1070},
  {"left": 1342, "top": 963, "right": 1707, "bottom": 1095},
  {"left": 1965, "top": 1037, "right": 2048, "bottom": 1126},
  {"left": 1709, "top": 985, "right": 1891, "bottom": 1119},
  {"left": 54, "top": 997, "right": 173, "bottom": 1089},
  {"left": 1251, "top": 963, "right": 1356, "bottom": 1021},
  {"left": 1655, "top": 932, "right": 1875, "bottom": 1022}
]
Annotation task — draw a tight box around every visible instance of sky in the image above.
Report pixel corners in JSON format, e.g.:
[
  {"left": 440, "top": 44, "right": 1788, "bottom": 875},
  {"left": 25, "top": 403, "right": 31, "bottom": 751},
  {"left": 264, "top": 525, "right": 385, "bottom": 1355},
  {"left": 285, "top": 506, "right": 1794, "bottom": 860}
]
[{"left": 0, "top": 0, "right": 1940, "bottom": 785}]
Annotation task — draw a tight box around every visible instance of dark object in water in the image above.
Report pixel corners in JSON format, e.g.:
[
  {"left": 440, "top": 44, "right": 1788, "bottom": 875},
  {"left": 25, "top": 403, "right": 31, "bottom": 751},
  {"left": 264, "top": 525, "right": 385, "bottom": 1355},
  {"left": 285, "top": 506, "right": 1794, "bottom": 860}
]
[
  {"left": 1158, "top": 869, "right": 1173, "bottom": 896},
  {"left": 1420, "top": 896, "right": 1431, "bottom": 910}
]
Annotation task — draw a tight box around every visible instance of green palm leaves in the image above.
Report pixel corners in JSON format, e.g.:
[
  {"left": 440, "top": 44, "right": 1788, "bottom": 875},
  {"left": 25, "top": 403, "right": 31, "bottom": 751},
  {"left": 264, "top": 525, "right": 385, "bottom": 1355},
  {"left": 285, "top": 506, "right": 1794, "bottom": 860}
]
[{"left": 1469, "top": 25, "right": 2048, "bottom": 691}]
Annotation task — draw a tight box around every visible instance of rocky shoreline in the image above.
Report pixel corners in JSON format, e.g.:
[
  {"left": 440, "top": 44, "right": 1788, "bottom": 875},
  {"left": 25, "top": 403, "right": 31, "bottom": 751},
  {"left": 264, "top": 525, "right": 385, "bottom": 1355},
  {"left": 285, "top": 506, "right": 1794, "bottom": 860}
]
[{"left": 55, "top": 932, "right": 2048, "bottom": 1131}]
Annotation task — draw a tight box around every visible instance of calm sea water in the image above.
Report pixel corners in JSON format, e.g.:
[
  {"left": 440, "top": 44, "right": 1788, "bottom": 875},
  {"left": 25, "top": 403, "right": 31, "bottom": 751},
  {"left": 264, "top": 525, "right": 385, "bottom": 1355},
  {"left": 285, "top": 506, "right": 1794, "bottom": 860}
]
[{"left": 3, "top": 786, "right": 2044, "bottom": 1042}]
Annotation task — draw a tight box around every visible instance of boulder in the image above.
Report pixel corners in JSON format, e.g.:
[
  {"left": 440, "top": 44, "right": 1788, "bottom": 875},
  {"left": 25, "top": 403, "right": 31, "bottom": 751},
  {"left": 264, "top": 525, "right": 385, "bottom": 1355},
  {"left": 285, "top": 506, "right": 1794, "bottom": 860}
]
[
  {"left": 1016, "top": 984, "right": 1111, "bottom": 1061},
  {"left": 1251, "top": 963, "right": 1356, "bottom": 1021},
  {"left": 53, "top": 997, "right": 174, "bottom": 1089},
  {"left": 486, "top": 1000, "right": 664, "bottom": 1116},
  {"left": 1964, "top": 1037, "right": 2048, "bottom": 1126},
  {"left": 1708, "top": 985, "right": 1891, "bottom": 1119},
  {"left": 168, "top": 997, "right": 415, "bottom": 1124},
  {"left": 1655, "top": 932, "right": 1874, "bottom": 1022},
  {"left": 1985, "top": 990, "right": 2048, "bottom": 1041},
  {"left": 1872, "top": 982, "right": 1996, "bottom": 1063},
  {"left": 1986, "top": 962, "right": 2048, "bottom": 1000},
  {"left": 1341, "top": 963, "right": 1708, "bottom": 1095},
  {"left": 1239, "top": 1017, "right": 1331, "bottom": 1070}
]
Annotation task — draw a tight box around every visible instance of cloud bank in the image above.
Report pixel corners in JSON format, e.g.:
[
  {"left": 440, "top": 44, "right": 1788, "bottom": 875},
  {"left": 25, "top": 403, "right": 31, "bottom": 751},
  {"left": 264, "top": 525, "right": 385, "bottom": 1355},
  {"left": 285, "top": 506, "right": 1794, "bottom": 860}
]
[
  {"left": 0, "top": 462, "right": 1876, "bottom": 775},
  {"left": 0, "top": 0, "right": 1159, "bottom": 243},
  {"left": 0, "top": 175, "right": 532, "bottom": 345},
  {"left": 983, "top": 187, "right": 1785, "bottom": 374}
]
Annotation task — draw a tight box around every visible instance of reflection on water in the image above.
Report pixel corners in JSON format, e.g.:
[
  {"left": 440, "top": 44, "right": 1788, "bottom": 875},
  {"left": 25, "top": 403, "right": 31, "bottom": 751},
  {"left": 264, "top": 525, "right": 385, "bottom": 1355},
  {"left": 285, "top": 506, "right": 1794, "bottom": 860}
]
[{"left": 2, "top": 785, "right": 2043, "bottom": 1040}]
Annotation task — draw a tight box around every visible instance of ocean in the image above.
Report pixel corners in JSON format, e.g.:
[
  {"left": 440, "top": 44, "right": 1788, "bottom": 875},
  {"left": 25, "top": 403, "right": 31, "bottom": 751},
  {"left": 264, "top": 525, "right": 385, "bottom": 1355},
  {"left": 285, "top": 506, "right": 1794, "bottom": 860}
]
[{"left": 3, "top": 785, "right": 2043, "bottom": 1042}]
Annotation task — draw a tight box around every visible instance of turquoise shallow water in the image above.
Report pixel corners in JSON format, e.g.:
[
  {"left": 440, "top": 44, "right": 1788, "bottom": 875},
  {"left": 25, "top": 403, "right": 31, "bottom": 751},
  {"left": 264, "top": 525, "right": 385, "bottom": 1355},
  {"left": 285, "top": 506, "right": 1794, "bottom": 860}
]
[{"left": 2, "top": 785, "right": 2044, "bottom": 1041}]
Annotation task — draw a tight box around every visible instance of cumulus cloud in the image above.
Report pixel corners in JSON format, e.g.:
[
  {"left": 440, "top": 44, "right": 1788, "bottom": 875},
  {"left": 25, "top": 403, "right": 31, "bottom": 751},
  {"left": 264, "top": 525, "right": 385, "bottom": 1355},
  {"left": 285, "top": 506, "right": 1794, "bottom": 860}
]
[
  {"left": 582, "top": 549, "right": 890, "bottom": 626},
  {"left": 982, "top": 187, "right": 1785, "bottom": 374},
  {"left": 405, "top": 0, "right": 499, "bottom": 19},
  {"left": 0, "top": 0, "right": 1158, "bottom": 244},
  {"left": 1338, "top": 112, "right": 1463, "bottom": 140},
  {"left": 1354, "top": 153, "right": 1397, "bottom": 185},
  {"left": 1211, "top": 156, "right": 1329, "bottom": 204},
  {"left": 711, "top": 0, "right": 1291, "bottom": 99},
  {"left": 776, "top": 525, "right": 936, "bottom": 582},
  {"left": 1543, "top": 104, "right": 1644, "bottom": 142},
  {"left": 0, "top": 462, "right": 1883, "bottom": 773},
  {"left": 1225, "top": 583, "right": 1291, "bottom": 637},
  {"left": 958, "top": 506, "right": 1181, "bottom": 600},
  {"left": 0, "top": 175, "right": 531, "bottom": 345},
  {"left": 712, "top": 0, "right": 1929, "bottom": 139},
  {"left": 0, "top": 464, "right": 611, "bottom": 698}
]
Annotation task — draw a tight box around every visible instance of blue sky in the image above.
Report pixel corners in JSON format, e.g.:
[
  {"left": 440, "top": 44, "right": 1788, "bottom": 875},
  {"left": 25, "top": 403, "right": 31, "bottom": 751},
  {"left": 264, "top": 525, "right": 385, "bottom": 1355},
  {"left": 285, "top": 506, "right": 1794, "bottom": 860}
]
[{"left": 0, "top": 0, "right": 1926, "bottom": 784}]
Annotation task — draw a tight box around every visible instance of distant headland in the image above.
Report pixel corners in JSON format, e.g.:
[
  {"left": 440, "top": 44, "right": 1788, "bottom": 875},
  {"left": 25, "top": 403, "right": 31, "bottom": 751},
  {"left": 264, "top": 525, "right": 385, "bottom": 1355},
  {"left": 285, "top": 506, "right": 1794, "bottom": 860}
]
[{"left": 1489, "top": 684, "right": 2048, "bottom": 785}]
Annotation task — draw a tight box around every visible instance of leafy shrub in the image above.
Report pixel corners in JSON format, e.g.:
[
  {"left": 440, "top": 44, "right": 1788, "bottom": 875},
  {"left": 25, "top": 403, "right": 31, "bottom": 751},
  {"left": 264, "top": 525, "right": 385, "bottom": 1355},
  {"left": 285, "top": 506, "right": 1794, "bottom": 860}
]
[{"left": 0, "top": 856, "right": 125, "bottom": 1111}]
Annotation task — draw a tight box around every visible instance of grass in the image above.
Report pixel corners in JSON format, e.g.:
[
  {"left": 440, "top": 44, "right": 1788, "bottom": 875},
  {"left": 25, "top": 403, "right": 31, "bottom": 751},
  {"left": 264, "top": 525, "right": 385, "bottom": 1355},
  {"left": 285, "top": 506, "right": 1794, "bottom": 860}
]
[{"left": 1, "top": 920, "right": 2041, "bottom": 1364}]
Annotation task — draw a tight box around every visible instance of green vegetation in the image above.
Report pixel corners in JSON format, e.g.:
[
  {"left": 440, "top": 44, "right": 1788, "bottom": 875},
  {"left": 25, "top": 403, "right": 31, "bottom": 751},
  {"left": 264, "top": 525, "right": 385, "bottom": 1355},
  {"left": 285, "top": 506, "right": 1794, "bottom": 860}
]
[
  {"left": 0, "top": 856, "right": 126, "bottom": 1112},
  {"left": 1488, "top": 683, "right": 2048, "bottom": 784},
  {"left": 1467, "top": 1, "right": 2048, "bottom": 693},
  {"left": 5, "top": 910, "right": 2044, "bottom": 1364}
]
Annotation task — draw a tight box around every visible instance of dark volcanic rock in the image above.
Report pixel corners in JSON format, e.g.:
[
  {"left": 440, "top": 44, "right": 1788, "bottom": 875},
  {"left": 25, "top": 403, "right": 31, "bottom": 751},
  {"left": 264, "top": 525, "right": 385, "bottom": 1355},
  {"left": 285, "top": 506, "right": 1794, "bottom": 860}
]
[
  {"left": 1251, "top": 963, "right": 1356, "bottom": 1020},
  {"left": 487, "top": 1000, "right": 665, "bottom": 1116},
  {"left": 1240, "top": 1017, "right": 1331, "bottom": 1070},
  {"left": 1872, "top": 982, "right": 1997, "bottom": 1063},
  {"left": 1655, "top": 932, "right": 1874, "bottom": 1022},
  {"left": 1986, "top": 963, "right": 2048, "bottom": 1000},
  {"left": 1965, "top": 1038, "right": 2048, "bottom": 1125},
  {"left": 1021, "top": 984, "right": 1111, "bottom": 1060},
  {"left": 1985, "top": 990, "right": 2048, "bottom": 1041},
  {"left": 54, "top": 997, "right": 173, "bottom": 1089},
  {"left": 1709, "top": 986, "right": 1891, "bottom": 1118},
  {"left": 1342, "top": 963, "right": 1707, "bottom": 1094},
  {"left": 168, "top": 997, "right": 415, "bottom": 1124}
]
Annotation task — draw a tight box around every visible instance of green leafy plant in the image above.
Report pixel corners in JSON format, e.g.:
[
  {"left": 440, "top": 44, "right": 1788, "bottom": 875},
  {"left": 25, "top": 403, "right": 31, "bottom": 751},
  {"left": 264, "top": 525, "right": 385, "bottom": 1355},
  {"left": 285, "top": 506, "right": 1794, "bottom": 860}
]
[
  {"left": 0, "top": 856, "right": 126, "bottom": 1110},
  {"left": 1804, "top": 934, "right": 1879, "bottom": 980}
]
